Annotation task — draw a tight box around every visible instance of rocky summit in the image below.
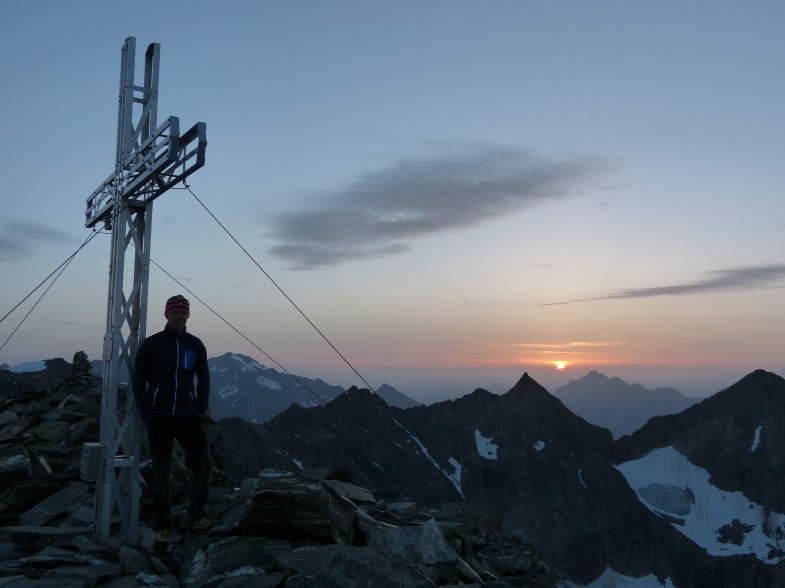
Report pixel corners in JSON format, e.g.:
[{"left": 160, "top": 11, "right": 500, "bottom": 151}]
[
  {"left": 4, "top": 354, "right": 785, "bottom": 587},
  {"left": 0, "top": 354, "right": 556, "bottom": 587}
]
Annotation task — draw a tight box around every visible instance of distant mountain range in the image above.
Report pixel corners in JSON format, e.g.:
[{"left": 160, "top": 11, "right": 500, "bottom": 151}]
[
  {"left": 553, "top": 370, "right": 699, "bottom": 438},
  {"left": 208, "top": 352, "right": 420, "bottom": 423},
  {"left": 207, "top": 355, "right": 702, "bottom": 436},
  {"left": 5, "top": 353, "right": 701, "bottom": 437}
]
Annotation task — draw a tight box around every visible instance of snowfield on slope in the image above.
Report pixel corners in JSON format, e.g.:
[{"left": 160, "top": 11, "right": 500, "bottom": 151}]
[{"left": 615, "top": 446, "right": 785, "bottom": 562}]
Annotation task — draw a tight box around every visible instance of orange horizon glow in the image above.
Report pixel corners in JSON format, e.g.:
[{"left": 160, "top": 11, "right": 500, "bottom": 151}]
[{"left": 236, "top": 339, "right": 764, "bottom": 374}]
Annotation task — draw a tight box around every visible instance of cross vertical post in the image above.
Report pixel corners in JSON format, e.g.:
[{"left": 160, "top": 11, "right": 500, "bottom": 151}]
[{"left": 81, "top": 37, "right": 206, "bottom": 546}]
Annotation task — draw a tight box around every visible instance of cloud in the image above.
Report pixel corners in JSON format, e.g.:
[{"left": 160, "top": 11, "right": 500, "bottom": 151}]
[
  {"left": 0, "top": 219, "right": 71, "bottom": 263},
  {"left": 511, "top": 341, "right": 624, "bottom": 355},
  {"left": 542, "top": 264, "right": 785, "bottom": 305},
  {"left": 267, "top": 145, "right": 612, "bottom": 269}
]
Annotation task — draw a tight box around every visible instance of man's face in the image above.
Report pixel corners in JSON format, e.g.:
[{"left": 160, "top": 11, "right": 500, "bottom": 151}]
[{"left": 166, "top": 309, "right": 189, "bottom": 332}]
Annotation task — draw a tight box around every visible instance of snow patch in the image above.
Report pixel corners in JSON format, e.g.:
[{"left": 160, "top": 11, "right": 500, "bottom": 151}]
[
  {"left": 616, "top": 446, "right": 785, "bottom": 561},
  {"left": 475, "top": 429, "right": 499, "bottom": 460},
  {"left": 395, "top": 418, "right": 465, "bottom": 498},
  {"left": 255, "top": 375, "right": 282, "bottom": 390},
  {"left": 230, "top": 354, "right": 264, "bottom": 372},
  {"left": 448, "top": 457, "right": 463, "bottom": 490},
  {"left": 751, "top": 425, "right": 762, "bottom": 452},
  {"left": 218, "top": 385, "right": 239, "bottom": 399}
]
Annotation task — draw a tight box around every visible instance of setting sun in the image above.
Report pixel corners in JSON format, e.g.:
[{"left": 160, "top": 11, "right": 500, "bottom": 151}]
[{"left": 555, "top": 361, "right": 566, "bottom": 370}]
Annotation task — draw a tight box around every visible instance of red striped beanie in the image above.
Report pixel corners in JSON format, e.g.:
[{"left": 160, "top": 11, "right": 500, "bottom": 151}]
[{"left": 164, "top": 295, "right": 190, "bottom": 317}]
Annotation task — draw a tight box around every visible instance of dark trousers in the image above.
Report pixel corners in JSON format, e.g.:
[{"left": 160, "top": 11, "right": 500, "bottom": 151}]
[{"left": 146, "top": 412, "right": 212, "bottom": 530}]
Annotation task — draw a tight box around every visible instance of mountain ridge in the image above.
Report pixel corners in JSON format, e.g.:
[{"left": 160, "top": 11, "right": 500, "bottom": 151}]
[
  {"left": 0, "top": 354, "right": 729, "bottom": 438},
  {"left": 4, "top": 353, "right": 785, "bottom": 585},
  {"left": 554, "top": 369, "right": 699, "bottom": 438},
  {"left": 217, "top": 367, "right": 785, "bottom": 585}
]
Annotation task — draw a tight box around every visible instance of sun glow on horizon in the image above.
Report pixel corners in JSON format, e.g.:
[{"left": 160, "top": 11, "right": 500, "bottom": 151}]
[{"left": 555, "top": 361, "right": 567, "bottom": 370}]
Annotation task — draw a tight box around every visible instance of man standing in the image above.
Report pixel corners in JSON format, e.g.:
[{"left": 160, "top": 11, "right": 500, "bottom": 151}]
[{"left": 132, "top": 294, "right": 212, "bottom": 548}]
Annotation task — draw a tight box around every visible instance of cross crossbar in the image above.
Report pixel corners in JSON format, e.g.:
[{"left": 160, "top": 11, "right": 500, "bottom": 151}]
[{"left": 86, "top": 117, "right": 206, "bottom": 228}]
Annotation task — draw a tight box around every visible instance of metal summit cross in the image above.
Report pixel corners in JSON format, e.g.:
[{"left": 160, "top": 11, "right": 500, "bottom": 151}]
[{"left": 82, "top": 37, "right": 206, "bottom": 545}]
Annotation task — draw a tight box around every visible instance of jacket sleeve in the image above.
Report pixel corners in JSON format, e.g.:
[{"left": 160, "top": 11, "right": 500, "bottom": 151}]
[
  {"left": 194, "top": 339, "right": 210, "bottom": 419},
  {"left": 132, "top": 340, "right": 152, "bottom": 421}
]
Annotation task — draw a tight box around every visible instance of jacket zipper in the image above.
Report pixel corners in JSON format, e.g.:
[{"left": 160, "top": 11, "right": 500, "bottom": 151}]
[{"left": 172, "top": 336, "right": 180, "bottom": 413}]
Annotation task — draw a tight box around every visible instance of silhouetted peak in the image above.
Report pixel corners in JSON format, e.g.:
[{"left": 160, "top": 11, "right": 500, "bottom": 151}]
[
  {"left": 720, "top": 369, "right": 785, "bottom": 398},
  {"left": 739, "top": 368, "right": 783, "bottom": 385},
  {"left": 509, "top": 372, "right": 549, "bottom": 396},
  {"left": 466, "top": 387, "right": 496, "bottom": 399},
  {"left": 457, "top": 387, "right": 498, "bottom": 408},
  {"left": 374, "top": 383, "right": 421, "bottom": 409},
  {"left": 583, "top": 370, "right": 611, "bottom": 382},
  {"left": 327, "top": 386, "right": 388, "bottom": 412}
]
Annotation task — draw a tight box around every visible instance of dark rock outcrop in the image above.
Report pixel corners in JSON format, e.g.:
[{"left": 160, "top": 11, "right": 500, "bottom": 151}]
[
  {"left": 0, "top": 357, "right": 74, "bottom": 399},
  {"left": 615, "top": 369, "right": 785, "bottom": 512}
]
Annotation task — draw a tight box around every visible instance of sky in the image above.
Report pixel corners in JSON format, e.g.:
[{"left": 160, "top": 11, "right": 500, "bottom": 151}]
[{"left": 1, "top": 1, "right": 784, "bottom": 401}]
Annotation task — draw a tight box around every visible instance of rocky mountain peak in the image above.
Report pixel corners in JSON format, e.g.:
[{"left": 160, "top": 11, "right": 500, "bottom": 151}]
[
  {"left": 583, "top": 368, "right": 612, "bottom": 382},
  {"left": 616, "top": 370, "right": 785, "bottom": 512},
  {"left": 715, "top": 368, "right": 784, "bottom": 401},
  {"left": 554, "top": 369, "right": 697, "bottom": 439},
  {"left": 509, "top": 371, "right": 550, "bottom": 395},
  {"left": 323, "top": 385, "right": 389, "bottom": 414},
  {"left": 375, "top": 382, "right": 421, "bottom": 408}
]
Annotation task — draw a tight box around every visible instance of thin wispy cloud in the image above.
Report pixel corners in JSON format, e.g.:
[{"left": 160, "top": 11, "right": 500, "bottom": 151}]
[
  {"left": 541, "top": 264, "right": 785, "bottom": 306},
  {"left": 0, "top": 219, "right": 70, "bottom": 263},
  {"left": 267, "top": 145, "right": 612, "bottom": 269},
  {"left": 511, "top": 341, "right": 624, "bottom": 355}
]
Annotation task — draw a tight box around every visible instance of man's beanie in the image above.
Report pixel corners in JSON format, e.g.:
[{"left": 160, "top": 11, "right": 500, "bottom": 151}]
[{"left": 165, "top": 295, "right": 190, "bottom": 317}]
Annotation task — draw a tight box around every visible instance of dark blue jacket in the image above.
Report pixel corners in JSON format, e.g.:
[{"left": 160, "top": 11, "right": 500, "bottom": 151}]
[{"left": 132, "top": 325, "right": 210, "bottom": 421}]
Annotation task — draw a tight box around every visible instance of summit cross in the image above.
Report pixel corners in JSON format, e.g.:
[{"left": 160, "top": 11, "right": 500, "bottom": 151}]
[{"left": 81, "top": 37, "right": 207, "bottom": 545}]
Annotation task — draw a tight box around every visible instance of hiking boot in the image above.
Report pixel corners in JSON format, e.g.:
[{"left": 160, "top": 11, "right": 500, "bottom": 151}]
[
  {"left": 154, "top": 528, "right": 172, "bottom": 550},
  {"left": 189, "top": 517, "right": 214, "bottom": 534}
]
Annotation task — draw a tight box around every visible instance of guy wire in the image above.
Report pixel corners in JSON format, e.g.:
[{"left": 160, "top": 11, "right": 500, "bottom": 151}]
[{"left": 183, "top": 184, "right": 377, "bottom": 395}]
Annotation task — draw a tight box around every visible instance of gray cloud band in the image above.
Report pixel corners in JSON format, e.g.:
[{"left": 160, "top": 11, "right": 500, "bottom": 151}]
[
  {"left": 0, "top": 219, "right": 70, "bottom": 262},
  {"left": 541, "top": 264, "right": 785, "bottom": 306},
  {"left": 267, "top": 145, "right": 611, "bottom": 269}
]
